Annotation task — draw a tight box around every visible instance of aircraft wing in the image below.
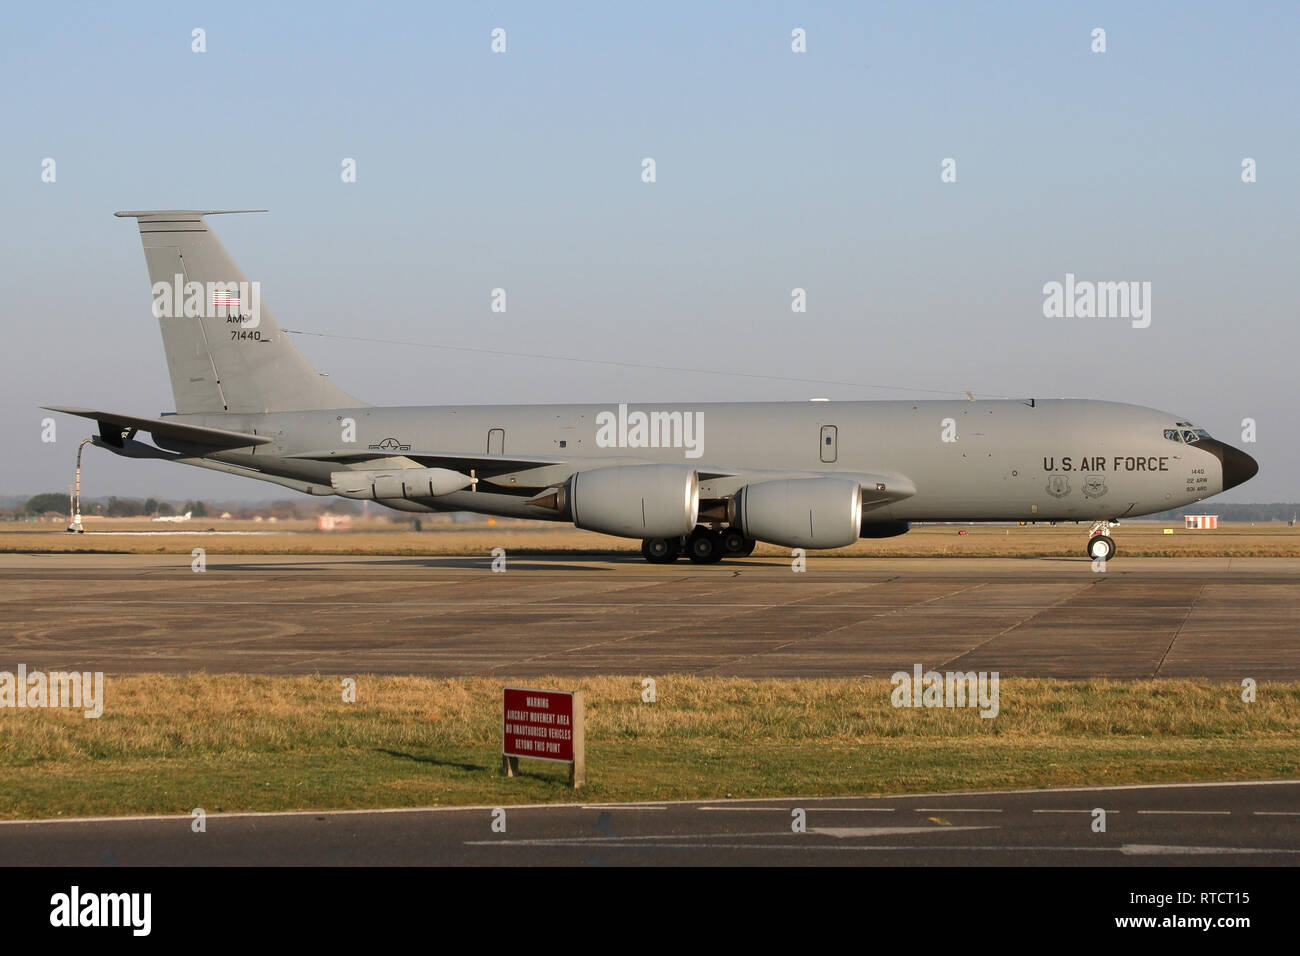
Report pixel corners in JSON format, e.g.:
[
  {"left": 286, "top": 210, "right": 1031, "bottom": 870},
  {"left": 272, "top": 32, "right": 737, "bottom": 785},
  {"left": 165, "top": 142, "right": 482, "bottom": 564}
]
[
  {"left": 288, "top": 449, "right": 740, "bottom": 482},
  {"left": 284, "top": 449, "right": 568, "bottom": 475},
  {"left": 43, "top": 406, "right": 272, "bottom": 450}
]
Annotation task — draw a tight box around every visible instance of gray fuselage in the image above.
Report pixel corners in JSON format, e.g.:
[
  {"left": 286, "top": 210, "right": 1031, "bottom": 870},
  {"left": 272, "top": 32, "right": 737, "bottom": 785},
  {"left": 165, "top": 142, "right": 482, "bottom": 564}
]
[{"left": 181, "top": 397, "right": 1243, "bottom": 526}]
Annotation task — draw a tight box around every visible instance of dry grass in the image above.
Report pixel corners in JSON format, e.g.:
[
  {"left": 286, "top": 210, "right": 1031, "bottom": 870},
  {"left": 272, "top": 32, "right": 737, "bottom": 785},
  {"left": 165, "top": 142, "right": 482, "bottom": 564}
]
[{"left": 1, "top": 675, "right": 1296, "bottom": 819}]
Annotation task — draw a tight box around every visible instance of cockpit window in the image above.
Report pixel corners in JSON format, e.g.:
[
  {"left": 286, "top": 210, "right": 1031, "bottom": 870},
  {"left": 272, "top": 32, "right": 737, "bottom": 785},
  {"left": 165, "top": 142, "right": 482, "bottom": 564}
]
[{"left": 1165, "top": 425, "right": 1212, "bottom": 443}]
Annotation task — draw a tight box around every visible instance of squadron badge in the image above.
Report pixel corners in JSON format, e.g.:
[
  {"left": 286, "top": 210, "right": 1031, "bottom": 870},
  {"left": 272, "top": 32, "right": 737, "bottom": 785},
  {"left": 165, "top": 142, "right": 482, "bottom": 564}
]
[
  {"left": 1045, "top": 474, "right": 1071, "bottom": 498},
  {"left": 1083, "top": 475, "right": 1109, "bottom": 499}
]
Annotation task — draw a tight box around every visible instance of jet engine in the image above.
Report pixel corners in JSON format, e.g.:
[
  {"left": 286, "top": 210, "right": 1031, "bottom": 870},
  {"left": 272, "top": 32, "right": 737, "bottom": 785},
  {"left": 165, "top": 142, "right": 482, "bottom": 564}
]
[
  {"left": 534, "top": 464, "right": 699, "bottom": 538},
  {"left": 730, "top": 477, "right": 863, "bottom": 549}
]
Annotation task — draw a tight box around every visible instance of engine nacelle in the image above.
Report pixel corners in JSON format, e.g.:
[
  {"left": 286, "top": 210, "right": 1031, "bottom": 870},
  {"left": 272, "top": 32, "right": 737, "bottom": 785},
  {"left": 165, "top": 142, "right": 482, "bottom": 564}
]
[
  {"left": 569, "top": 464, "right": 699, "bottom": 538},
  {"left": 860, "top": 519, "right": 910, "bottom": 538},
  {"left": 331, "top": 467, "right": 475, "bottom": 500},
  {"left": 732, "top": 477, "right": 863, "bottom": 549}
]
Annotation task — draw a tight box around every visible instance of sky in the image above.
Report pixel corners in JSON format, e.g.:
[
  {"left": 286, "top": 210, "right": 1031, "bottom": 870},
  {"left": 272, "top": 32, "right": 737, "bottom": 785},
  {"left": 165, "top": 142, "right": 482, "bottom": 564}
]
[{"left": 2, "top": 1, "right": 1296, "bottom": 501}]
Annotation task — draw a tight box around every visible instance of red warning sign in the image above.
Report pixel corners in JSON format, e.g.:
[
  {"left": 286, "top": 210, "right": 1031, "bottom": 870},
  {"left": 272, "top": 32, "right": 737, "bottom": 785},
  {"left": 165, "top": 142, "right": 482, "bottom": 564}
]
[{"left": 502, "top": 687, "right": 576, "bottom": 763}]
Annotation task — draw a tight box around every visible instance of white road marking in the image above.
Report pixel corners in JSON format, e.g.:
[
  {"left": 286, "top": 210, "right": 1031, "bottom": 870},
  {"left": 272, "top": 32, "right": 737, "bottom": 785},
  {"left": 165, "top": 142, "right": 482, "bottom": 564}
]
[
  {"left": 914, "top": 808, "right": 1002, "bottom": 813},
  {"left": 1119, "top": 844, "right": 1298, "bottom": 855},
  {"left": 463, "top": 840, "right": 1300, "bottom": 855},
  {"left": 698, "top": 806, "right": 894, "bottom": 812},
  {"left": 812, "top": 826, "right": 995, "bottom": 838},
  {"left": 1033, "top": 809, "right": 1110, "bottom": 813}
]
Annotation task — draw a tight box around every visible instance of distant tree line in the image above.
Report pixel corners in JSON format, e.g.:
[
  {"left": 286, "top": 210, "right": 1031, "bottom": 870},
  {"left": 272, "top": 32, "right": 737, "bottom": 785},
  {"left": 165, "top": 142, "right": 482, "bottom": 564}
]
[
  {"left": 22, "top": 493, "right": 68, "bottom": 515},
  {"left": 19, "top": 494, "right": 210, "bottom": 518}
]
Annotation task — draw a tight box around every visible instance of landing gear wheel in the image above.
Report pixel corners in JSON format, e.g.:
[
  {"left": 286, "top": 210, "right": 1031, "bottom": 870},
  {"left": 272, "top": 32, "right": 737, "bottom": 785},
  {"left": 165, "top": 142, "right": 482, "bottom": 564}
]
[
  {"left": 719, "top": 528, "right": 752, "bottom": 556},
  {"left": 1087, "top": 534, "right": 1116, "bottom": 561},
  {"left": 1086, "top": 519, "right": 1118, "bottom": 562},
  {"left": 687, "top": 528, "right": 724, "bottom": 564},
  {"left": 642, "top": 537, "right": 680, "bottom": 564}
]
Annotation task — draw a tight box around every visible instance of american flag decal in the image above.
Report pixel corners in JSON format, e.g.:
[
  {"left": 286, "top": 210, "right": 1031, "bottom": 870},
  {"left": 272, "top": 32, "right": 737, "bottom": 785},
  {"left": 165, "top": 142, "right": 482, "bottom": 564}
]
[{"left": 212, "top": 289, "right": 239, "bottom": 309}]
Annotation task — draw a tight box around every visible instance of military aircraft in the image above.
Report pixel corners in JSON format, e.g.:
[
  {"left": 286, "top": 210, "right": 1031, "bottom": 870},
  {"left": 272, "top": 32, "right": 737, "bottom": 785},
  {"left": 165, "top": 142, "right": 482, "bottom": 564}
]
[{"left": 47, "top": 210, "right": 1258, "bottom": 564}]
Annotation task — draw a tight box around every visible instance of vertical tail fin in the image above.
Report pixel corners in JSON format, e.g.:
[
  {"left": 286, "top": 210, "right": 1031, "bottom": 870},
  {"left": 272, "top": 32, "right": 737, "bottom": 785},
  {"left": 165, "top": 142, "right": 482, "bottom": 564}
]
[{"left": 115, "top": 210, "right": 365, "bottom": 414}]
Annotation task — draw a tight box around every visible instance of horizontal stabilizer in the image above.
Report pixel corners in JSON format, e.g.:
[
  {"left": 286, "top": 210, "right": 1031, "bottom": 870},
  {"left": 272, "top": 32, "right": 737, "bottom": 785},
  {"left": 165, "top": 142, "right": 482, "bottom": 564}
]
[
  {"left": 43, "top": 406, "right": 271, "bottom": 450},
  {"left": 114, "top": 209, "right": 267, "bottom": 220}
]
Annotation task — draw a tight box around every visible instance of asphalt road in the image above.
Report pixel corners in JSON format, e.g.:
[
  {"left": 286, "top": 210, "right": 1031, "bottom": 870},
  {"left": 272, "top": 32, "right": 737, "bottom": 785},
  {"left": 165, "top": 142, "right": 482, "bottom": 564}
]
[
  {"left": 1, "top": 554, "right": 1297, "bottom": 678},
  {"left": 0, "top": 780, "right": 1295, "bottom": 866}
]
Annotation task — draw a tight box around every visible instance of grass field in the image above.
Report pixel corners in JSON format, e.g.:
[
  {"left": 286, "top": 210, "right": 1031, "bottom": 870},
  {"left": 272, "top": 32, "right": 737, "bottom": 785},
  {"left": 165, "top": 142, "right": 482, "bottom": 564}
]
[
  {"left": 5, "top": 518, "right": 1300, "bottom": 557},
  {"left": 1, "top": 675, "right": 1296, "bottom": 819}
]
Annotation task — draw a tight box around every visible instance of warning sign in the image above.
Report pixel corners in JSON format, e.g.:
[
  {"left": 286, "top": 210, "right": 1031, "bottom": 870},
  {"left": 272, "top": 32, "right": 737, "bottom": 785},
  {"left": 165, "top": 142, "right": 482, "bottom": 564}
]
[
  {"left": 502, "top": 687, "right": 585, "bottom": 787},
  {"left": 503, "top": 688, "right": 576, "bottom": 762}
]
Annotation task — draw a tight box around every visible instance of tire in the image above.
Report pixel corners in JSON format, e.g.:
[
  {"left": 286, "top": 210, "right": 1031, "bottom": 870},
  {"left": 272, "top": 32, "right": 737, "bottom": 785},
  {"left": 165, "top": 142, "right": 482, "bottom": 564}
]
[
  {"left": 719, "top": 528, "right": 749, "bottom": 555},
  {"left": 642, "top": 537, "right": 680, "bottom": 564},
  {"left": 1087, "top": 534, "right": 1116, "bottom": 561},
  {"left": 687, "top": 529, "right": 722, "bottom": 564}
]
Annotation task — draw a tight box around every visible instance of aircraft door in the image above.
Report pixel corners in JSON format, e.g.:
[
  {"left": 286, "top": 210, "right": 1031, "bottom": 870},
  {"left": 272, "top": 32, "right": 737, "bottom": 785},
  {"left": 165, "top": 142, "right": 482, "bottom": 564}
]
[
  {"left": 487, "top": 428, "right": 504, "bottom": 455},
  {"left": 820, "top": 425, "right": 837, "bottom": 463}
]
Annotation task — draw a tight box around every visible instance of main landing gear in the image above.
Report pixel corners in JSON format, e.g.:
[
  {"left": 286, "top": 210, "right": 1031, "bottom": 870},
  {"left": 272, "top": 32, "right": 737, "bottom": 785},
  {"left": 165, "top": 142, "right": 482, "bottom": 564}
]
[
  {"left": 641, "top": 537, "right": 680, "bottom": 563},
  {"left": 1086, "top": 520, "right": 1118, "bottom": 561},
  {"left": 641, "top": 527, "right": 757, "bottom": 564}
]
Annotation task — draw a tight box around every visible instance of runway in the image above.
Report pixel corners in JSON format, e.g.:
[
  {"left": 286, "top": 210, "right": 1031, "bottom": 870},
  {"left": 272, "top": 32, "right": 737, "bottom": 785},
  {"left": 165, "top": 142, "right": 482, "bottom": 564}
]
[
  {"left": 0, "top": 780, "right": 1294, "bottom": 866},
  {"left": 1, "top": 554, "right": 1297, "bottom": 678}
]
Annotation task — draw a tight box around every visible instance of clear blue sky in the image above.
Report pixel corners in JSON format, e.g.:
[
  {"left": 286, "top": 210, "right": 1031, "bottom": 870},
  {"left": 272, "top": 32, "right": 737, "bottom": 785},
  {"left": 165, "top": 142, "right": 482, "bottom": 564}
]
[{"left": 3, "top": 1, "right": 1296, "bottom": 499}]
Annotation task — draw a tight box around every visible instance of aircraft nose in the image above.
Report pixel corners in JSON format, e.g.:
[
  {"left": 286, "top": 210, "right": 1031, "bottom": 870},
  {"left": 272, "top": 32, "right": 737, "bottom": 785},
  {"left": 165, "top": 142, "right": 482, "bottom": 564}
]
[
  {"left": 1196, "top": 438, "right": 1258, "bottom": 491},
  {"left": 1220, "top": 443, "right": 1259, "bottom": 490}
]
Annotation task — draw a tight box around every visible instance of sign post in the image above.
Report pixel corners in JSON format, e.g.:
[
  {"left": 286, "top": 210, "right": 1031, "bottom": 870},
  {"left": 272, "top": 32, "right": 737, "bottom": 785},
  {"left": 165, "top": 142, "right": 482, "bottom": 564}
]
[{"left": 502, "top": 687, "right": 585, "bottom": 788}]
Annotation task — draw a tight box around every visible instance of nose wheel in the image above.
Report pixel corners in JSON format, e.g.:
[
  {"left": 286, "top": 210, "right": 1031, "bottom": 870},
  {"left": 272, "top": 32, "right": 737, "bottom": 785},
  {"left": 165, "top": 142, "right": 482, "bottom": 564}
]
[{"left": 1086, "top": 520, "right": 1117, "bottom": 561}]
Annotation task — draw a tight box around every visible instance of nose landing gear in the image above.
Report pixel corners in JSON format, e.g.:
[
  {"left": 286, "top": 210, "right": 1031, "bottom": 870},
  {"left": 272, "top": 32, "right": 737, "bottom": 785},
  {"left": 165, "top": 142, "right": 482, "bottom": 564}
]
[{"left": 1086, "top": 520, "right": 1117, "bottom": 561}]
